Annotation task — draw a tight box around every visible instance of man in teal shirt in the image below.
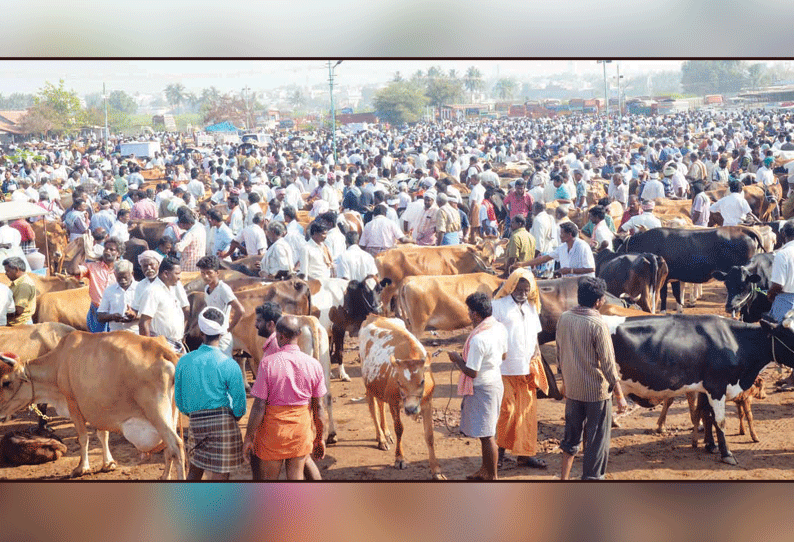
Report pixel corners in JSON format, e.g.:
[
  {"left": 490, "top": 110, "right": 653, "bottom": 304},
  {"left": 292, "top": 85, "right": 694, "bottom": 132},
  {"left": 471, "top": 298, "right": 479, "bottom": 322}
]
[
  {"left": 175, "top": 306, "right": 247, "bottom": 480},
  {"left": 114, "top": 165, "right": 129, "bottom": 197}
]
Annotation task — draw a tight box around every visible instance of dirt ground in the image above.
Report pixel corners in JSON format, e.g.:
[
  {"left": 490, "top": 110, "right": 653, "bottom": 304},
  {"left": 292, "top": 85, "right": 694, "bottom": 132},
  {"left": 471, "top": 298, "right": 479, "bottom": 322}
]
[{"left": 3, "top": 280, "right": 794, "bottom": 481}]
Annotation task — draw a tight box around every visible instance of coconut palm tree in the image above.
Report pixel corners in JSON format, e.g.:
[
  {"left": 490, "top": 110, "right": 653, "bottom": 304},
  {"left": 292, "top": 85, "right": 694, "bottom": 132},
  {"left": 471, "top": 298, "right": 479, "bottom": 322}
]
[
  {"left": 164, "top": 83, "right": 186, "bottom": 114},
  {"left": 464, "top": 67, "right": 484, "bottom": 100}
]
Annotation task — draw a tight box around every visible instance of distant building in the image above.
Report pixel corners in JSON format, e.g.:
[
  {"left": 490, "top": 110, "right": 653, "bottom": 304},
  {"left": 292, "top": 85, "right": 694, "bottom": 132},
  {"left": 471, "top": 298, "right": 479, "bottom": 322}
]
[{"left": 0, "top": 110, "right": 26, "bottom": 143}]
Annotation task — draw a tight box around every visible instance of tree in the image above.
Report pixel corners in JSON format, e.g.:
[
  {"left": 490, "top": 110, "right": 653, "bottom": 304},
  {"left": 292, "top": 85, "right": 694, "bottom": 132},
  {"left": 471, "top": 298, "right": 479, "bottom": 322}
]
[
  {"left": 746, "top": 63, "right": 771, "bottom": 90},
  {"left": 19, "top": 106, "right": 54, "bottom": 137},
  {"left": 681, "top": 61, "right": 745, "bottom": 95},
  {"left": 25, "top": 79, "right": 82, "bottom": 136},
  {"left": 425, "top": 76, "right": 464, "bottom": 109},
  {"left": 373, "top": 81, "right": 428, "bottom": 125},
  {"left": 448, "top": 69, "right": 458, "bottom": 79},
  {"left": 0, "top": 93, "right": 34, "bottom": 110},
  {"left": 183, "top": 92, "right": 200, "bottom": 113},
  {"left": 202, "top": 92, "right": 248, "bottom": 127},
  {"left": 108, "top": 90, "right": 137, "bottom": 114},
  {"left": 426, "top": 65, "right": 443, "bottom": 80},
  {"left": 200, "top": 86, "right": 221, "bottom": 106},
  {"left": 493, "top": 78, "right": 518, "bottom": 100},
  {"left": 290, "top": 90, "right": 306, "bottom": 109},
  {"left": 464, "top": 66, "right": 484, "bottom": 98},
  {"left": 392, "top": 71, "right": 403, "bottom": 83},
  {"left": 164, "top": 83, "right": 186, "bottom": 113}
]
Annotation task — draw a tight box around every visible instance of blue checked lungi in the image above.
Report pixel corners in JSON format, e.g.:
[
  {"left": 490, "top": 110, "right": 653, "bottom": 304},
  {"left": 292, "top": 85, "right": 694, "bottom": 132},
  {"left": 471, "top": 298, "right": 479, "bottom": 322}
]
[{"left": 86, "top": 302, "right": 108, "bottom": 333}]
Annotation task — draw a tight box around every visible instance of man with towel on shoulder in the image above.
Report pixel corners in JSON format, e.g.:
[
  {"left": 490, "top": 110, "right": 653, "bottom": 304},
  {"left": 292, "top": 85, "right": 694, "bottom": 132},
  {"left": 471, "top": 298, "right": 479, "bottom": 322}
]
[
  {"left": 491, "top": 268, "right": 549, "bottom": 470},
  {"left": 175, "top": 306, "right": 247, "bottom": 480}
]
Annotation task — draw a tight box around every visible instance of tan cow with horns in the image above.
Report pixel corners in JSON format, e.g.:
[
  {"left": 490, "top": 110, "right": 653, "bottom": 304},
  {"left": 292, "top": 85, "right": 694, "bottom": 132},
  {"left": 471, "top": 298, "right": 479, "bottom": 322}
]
[{"left": 0, "top": 331, "right": 186, "bottom": 479}]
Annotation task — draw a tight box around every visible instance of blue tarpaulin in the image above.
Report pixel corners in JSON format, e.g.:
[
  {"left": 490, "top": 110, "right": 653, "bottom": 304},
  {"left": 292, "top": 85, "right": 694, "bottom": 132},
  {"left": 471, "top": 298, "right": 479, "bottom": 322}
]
[{"left": 204, "top": 121, "right": 238, "bottom": 132}]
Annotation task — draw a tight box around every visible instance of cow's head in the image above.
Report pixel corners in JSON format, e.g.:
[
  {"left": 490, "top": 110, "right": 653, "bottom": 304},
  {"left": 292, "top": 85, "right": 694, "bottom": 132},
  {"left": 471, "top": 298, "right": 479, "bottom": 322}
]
[
  {"left": 389, "top": 354, "right": 429, "bottom": 417},
  {"left": 0, "top": 353, "right": 31, "bottom": 421},
  {"left": 477, "top": 237, "right": 507, "bottom": 266},
  {"left": 712, "top": 266, "right": 762, "bottom": 313},
  {"left": 761, "top": 315, "right": 794, "bottom": 377},
  {"left": 465, "top": 246, "right": 496, "bottom": 275},
  {"left": 345, "top": 276, "right": 391, "bottom": 321}
]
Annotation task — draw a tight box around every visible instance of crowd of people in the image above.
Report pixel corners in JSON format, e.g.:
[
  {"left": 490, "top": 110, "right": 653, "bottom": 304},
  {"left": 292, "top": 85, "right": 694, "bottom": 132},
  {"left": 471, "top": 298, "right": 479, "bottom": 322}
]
[{"left": 3, "top": 104, "right": 794, "bottom": 479}]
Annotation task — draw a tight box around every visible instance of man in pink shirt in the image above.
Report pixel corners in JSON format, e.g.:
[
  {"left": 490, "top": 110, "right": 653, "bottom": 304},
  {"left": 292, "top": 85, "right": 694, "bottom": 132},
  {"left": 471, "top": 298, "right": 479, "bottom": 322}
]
[
  {"left": 129, "top": 190, "right": 158, "bottom": 220},
  {"left": 243, "top": 315, "right": 328, "bottom": 480},
  {"left": 503, "top": 179, "right": 534, "bottom": 221},
  {"left": 67, "top": 237, "right": 121, "bottom": 332}
]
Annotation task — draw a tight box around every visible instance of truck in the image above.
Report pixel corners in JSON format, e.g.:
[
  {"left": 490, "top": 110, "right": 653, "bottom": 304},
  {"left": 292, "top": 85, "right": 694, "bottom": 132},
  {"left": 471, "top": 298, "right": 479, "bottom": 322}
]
[
  {"left": 119, "top": 141, "right": 161, "bottom": 158},
  {"left": 704, "top": 94, "right": 724, "bottom": 105}
]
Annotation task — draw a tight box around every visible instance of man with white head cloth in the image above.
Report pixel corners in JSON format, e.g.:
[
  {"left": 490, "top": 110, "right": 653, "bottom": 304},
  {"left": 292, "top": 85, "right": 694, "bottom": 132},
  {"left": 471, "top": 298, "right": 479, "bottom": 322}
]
[{"left": 175, "top": 306, "right": 247, "bottom": 481}]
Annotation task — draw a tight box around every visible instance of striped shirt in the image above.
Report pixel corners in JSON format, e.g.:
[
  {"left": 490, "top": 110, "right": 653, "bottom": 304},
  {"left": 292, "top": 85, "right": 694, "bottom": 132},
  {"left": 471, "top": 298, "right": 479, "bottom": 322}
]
[{"left": 556, "top": 306, "right": 620, "bottom": 402}]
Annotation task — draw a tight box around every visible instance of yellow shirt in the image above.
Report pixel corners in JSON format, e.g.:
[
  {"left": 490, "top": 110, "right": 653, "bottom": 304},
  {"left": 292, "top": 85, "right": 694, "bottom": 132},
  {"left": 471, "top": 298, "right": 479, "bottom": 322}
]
[
  {"left": 507, "top": 227, "right": 536, "bottom": 262},
  {"left": 8, "top": 273, "right": 37, "bottom": 326}
]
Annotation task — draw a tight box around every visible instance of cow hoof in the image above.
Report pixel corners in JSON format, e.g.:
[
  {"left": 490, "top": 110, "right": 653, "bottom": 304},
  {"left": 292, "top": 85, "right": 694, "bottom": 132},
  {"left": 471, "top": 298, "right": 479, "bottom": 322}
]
[
  {"left": 71, "top": 465, "right": 90, "bottom": 478},
  {"left": 654, "top": 426, "right": 666, "bottom": 434},
  {"left": 326, "top": 433, "right": 338, "bottom": 445},
  {"left": 751, "top": 436, "right": 760, "bottom": 443},
  {"left": 721, "top": 454, "right": 737, "bottom": 466},
  {"left": 394, "top": 459, "right": 408, "bottom": 470},
  {"left": 385, "top": 434, "right": 394, "bottom": 445},
  {"left": 100, "top": 461, "right": 117, "bottom": 472},
  {"left": 377, "top": 441, "right": 390, "bottom": 451},
  {"left": 432, "top": 472, "right": 447, "bottom": 481},
  {"left": 704, "top": 443, "right": 718, "bottom": 454}
]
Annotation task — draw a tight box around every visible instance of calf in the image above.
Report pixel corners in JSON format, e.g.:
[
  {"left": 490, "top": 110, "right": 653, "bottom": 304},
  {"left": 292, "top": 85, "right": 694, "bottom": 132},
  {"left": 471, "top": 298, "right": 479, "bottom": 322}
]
[
  {"left": 328, "top": 275, "right": 391, "bottom": 379},
  {"left": 595, "top": 250, "right": 668, "bottom": 314},
  {"left": 359, "top": 315, "right": 444, "bottom": 479},
  {"left": 607, "top": 314, "right": 794, "bottom": 464},
  {"left": 1, "top": 429, "right": 68, "bottom": 466},
  {"left": 711, "top": 253, "right": 775, "bottom": 322},
  {"left": 34, "top": 287, "right": 91, "bottom": 331}
]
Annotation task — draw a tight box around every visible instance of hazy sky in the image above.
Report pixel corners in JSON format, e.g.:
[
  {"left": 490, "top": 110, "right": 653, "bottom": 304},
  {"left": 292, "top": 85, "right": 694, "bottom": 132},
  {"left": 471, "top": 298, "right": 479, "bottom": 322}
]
[{"left": 0, "top": 60, "right": 688, "bottom": 97}]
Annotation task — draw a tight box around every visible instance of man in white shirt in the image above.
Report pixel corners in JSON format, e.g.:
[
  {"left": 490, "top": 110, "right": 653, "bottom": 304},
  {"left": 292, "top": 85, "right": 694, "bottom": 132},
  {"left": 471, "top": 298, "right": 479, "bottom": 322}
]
[
  {"left": 225, "top": 212, "right": 268, "bottom": 257},
  {"left": 245, "top": 193, "right": 264, "bottom": 227},
  {"left": 768, "top": 220, "right": 794, "bottom": 324},
  {"left": 640, "top": 172, "right": 666, "bottom": 202},
  {"left": 0, "top": 281, "right": 16, "bottom": 326},
  {"left": 588, "top": 206, "right": 614, "bottom": 251},
  {"left": 710, "top": 180, "right": 755, "bottom": 226},
  {"left": 360, "top": 205, "right": 411, "bottom": 256},
  {"left": 621, "top": 201, "right": 662, "bottom": 234},
  {"left": 519, "top": 222, "right": 595, "bottom": 278},
  {"left": 137, "top": 256, "right": 190, "bottom": 353},
  {"left": 259, "top": 221, "right": 295, "bottom": 279},
  {"left": 334, "top": 231, "right": 379, "bottom": 282},
  {"left": 479, "top": 164, "right": 499, "bottom": 188},
  {"left": 97, "top": 259, "right": 139, "bottom": 333},
  {"left": 529, "top": 202, "right": 557, "bottom": 279},
  {"left": 492, "top": 269, "right": 546, "bottom": 470},
  {"left": 300, "top": 222, "right": 335, "bottom": 280}
]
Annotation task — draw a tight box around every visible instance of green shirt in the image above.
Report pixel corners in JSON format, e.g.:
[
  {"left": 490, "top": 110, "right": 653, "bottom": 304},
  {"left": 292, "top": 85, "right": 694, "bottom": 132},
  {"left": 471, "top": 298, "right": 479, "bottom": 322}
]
[
  {"left": 507, "top": 227, "right": 536, "bottom": 262},
  {"left": 114, "top": 175, "right": 129, "bottom": 197},
  {"left": 8, "top": 273, "right": 36, "bottom": 326}
]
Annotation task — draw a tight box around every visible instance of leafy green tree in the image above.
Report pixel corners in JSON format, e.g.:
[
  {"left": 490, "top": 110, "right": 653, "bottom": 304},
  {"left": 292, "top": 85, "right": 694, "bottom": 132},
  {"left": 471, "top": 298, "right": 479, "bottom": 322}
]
[
  {"left": 200, "top": 86, "right": 221, "bottom": 106},
  {"left": 373, "top": 81, "right": 428, "bottom": 125},
  {"left": 426, "top": 65, "right": 443, "bottom": 79},
  {"left": 493, "top": 78, "right": 518, "bottom": 100},
  {"left": 164, "top": 83, "right": 186, "bottom": 113},
  {"left": 26, "top": 79, "right": 82, "bottom": 135},
  {"left": 464, "top": 66, "right": 484, "bottom": 98},
  {"left": 392, "top": 71, "right": 403, "bottom": 83},
  {"left": 746, "top": 63, "right": 771, "bottom": 90},
  {"left": 425, "top": 76, "right": 463, "bottom": 109},
  {"left": 0, "top": 93, "right": 34, "bottom": 110},
  {"left": 290, "top": 90, "right": 306, "bottom": 109},
  {"left": 108, "top": 90, "right": 137, "bottom": 114},
  {"left": 681, "top": 60, "right": 745, "bottom": 95}
]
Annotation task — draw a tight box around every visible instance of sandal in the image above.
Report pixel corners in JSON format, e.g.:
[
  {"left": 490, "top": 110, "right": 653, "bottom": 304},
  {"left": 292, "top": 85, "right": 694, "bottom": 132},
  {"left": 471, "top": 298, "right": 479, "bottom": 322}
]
[{"left": 517, "top": 456, "right": 548, "bottom": 469}]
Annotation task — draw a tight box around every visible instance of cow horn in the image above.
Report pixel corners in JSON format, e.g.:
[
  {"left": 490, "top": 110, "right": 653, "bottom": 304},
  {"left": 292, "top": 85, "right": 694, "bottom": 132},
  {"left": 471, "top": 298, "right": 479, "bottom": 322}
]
[{"left": 0, "top": 354, "right": 17, "bottom": 366}]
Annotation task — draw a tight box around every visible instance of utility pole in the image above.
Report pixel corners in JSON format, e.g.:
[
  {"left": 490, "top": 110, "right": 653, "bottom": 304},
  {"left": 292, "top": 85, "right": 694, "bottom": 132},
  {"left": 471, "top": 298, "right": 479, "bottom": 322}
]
[
  {"left": 242, "top": 86, "right": 251, "bottom": 130},
  {"left": 616, "top": 63, "right": 624, "bottom": 122},
  {"left": 328, "top": 60, "right": 342, "bottom": 164},
  {"left": 103, "top": 83, "right": 108, "bottom": 152},
  {"left": 597, "top": 60, "right": 612, "bottom": 117}
]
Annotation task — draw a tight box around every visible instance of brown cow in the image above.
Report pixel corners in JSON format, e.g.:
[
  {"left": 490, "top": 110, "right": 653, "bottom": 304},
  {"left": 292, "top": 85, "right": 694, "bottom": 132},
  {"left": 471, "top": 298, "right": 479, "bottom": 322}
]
[
  {"left": 128, "top": 220, "right": 169, "bottom": 249},
  {"left": 375, "top": 244, "right": 495, "bottom": 314},
  {"left": 0, "top": 273, "right": 84, "bottom": 296},
  {"left": 30, "top": 220, "right": 68, "bottom": 275},
  {"left": 358, "top": 315, "right": 444, "bottom": 479},
  {"left": 0, "top": 332, "right": 185, "bottom": 479},
  {"left": 1, "top": 429, "right": 68, "bottom": 465},
  {"left": 396, "top": 273, "right": 504, "bottom": 334},
  {"left": 34, "top": 287, "right": 91, "bottom": 330},
  {"left": 182, "top": 269, "right": 256, "bottom": 293}
]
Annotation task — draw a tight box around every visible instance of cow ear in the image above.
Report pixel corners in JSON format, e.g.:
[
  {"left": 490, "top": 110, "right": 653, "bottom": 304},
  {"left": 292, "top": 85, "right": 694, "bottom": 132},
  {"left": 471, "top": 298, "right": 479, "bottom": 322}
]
[
  {"left": 711, "top": 271, "right": 727, "bottom": 281},
  {"left": 748, "top": 273, "right": 762, "bottom": 284},
  {"left": 380, "top": 278, "right": 392, "bottom": 287},
  {"left": 759, "top": 318, "right": 776, "bottom": 335}
]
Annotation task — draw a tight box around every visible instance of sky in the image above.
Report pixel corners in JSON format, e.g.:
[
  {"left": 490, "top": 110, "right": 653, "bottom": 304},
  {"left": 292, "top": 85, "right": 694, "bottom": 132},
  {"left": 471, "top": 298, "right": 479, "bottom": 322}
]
[{"left": 0, "top": 60, "right": 689, "bottom": 98}]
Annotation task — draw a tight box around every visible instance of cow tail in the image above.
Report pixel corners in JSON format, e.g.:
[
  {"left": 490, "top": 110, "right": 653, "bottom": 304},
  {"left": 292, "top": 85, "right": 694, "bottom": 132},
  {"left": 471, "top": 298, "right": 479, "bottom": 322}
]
[
  {"left": 396, "top": 284, "right": 409, "bottom": 330},
  {"left": 648, "top": 254, "right": 660, "bottom": 314}
]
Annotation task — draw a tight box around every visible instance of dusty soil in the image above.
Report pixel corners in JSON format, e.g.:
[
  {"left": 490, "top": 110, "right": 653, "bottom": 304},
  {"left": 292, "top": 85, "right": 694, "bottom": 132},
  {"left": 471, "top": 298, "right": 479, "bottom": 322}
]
[{"left": 3, "top": 280, "right": 794, "bottom": 481}]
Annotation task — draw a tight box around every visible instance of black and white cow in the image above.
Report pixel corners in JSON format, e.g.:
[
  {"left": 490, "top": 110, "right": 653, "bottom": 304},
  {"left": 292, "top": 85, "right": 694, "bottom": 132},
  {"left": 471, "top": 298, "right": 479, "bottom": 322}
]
[
  {"left": 615, "top": 226, "right": 765, "bottom": 312},
  {"left": 605, "top": 313, "right": 794, "bottom": 464},
  {"left": 711, "top": 253, "right": 775, "bottom": 322}
]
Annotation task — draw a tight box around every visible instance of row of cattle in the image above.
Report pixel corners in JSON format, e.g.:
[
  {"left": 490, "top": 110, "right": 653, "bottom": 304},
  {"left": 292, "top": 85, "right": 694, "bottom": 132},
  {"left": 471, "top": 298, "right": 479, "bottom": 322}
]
[{"left": 0, "top": 223, "right": 786, "bottom": 478}]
